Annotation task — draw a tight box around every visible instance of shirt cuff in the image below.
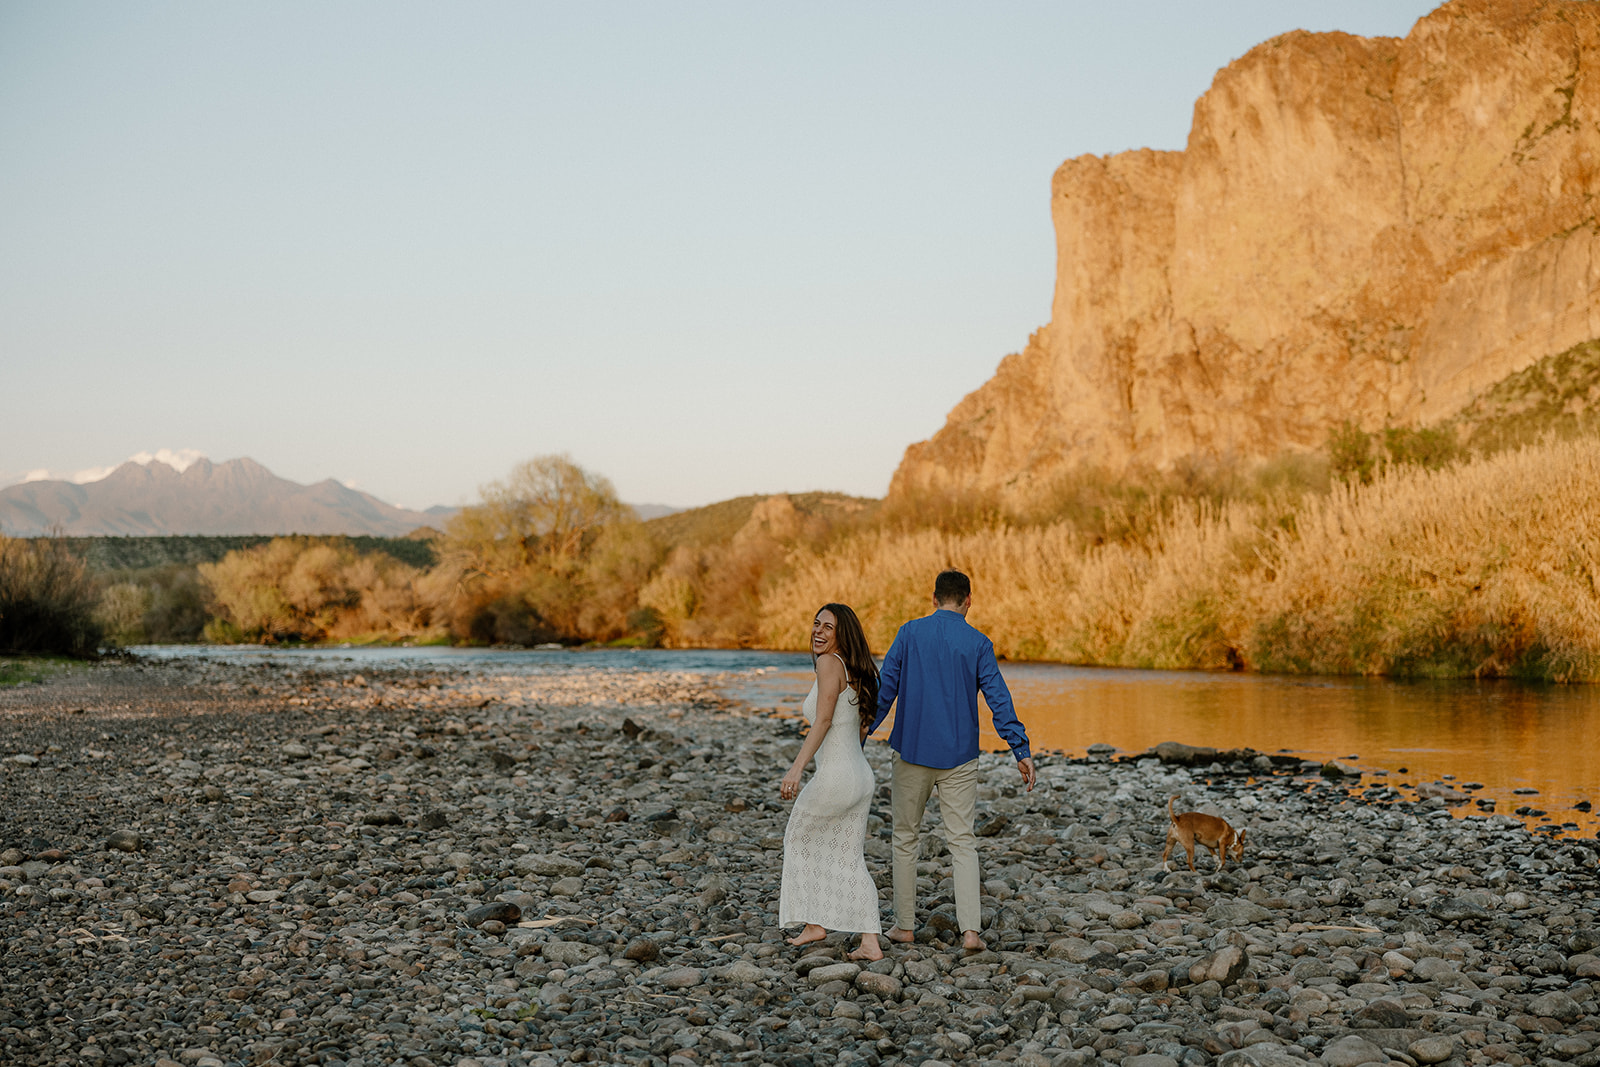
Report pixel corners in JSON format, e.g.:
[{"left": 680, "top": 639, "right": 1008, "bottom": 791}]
[{"left": 1012, "top": 743, "right": 1031, "bottom": 762}]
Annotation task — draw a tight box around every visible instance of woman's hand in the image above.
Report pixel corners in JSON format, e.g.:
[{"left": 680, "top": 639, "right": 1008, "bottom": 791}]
[{"left": 779, "top": 765, "right": 803, "bottom": 801}]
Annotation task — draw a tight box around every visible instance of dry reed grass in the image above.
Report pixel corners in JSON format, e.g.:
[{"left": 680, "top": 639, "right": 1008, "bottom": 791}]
[
  {"left": 1246, "top": 437, "right": 1600, "bottom": 679},
  {"left": 760, "top": 524, "right": 1086, "bottom": 657},
  {"left": 761, "top": 438, "right": 1600, "bottom": 680}
]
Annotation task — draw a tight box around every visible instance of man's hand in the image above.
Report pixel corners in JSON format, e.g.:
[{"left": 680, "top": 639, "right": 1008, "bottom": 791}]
[{"left": 1016, "top": 756, "right": 1036, "bottom": 792}]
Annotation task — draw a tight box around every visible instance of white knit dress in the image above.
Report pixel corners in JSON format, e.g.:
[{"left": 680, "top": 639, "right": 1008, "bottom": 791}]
[{"left": 778, "top": 663, "right": 882, "bottom": 934}]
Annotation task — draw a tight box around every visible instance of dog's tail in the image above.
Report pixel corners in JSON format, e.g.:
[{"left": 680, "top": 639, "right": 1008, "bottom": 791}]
[{"left": 1168, "top": 795, "right": 1178, "bottom": 824}]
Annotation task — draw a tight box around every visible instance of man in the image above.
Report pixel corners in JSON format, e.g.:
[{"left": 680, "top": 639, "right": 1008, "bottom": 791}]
[{"left": 870, "top": 569, "right": 1034, "bottom": 951}]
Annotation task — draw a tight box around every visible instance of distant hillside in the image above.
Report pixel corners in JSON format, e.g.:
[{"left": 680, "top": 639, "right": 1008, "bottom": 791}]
[
  {"left": 644, "top": 492, "right": 877, "bottom": 551},
  {"left": 0, "top": 456, "right": 452, "bottom": 537},
  {"left": 46, "top": 534, "right": 438, "bottom": 573},
  {"left": 1451, "top": 338, "right": 1600, "bottom": 455}
]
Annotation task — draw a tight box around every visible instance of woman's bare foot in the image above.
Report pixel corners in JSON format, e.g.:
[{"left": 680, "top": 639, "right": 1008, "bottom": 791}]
[
  {"left": 785, "top": 924, "right": 827, "bottom": 947},
  {"left": 848, "top": 934, "right": 883, "bottom": 961},
  {"left": 961, "top": 930, "right": 985, "bottom": 953},
  {"left": 885, "top": 926, "right": 915, "bottom": 944}
]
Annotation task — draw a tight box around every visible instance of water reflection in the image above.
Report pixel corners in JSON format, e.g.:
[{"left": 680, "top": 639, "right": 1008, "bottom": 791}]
[{"left": 733, "top": 661, "right": 1600, "bottom": 839}]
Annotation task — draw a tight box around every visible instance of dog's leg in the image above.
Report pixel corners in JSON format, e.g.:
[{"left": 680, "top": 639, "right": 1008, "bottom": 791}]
[{"left": 1161, "top": 830, "right": 1175, "bottom": 872}]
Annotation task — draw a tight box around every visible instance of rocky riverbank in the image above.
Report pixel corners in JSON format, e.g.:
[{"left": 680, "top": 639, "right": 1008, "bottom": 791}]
[{"left": 2, "top": 656, "right": 1598, "bottom": 1067}]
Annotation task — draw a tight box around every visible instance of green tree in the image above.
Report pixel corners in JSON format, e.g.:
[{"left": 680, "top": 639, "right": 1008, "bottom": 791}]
[
  {"left": 1327, "top": 421, "right": 1376, "bottom": 484},
  {"left": 0, "top": 535, "right": 102, "bottom": 656},
  {"left": 444, "top": 455, "right": 630, "bottom": 581},
  {"left": 435, "top": 455, "right": 633, "bottom": 644}
]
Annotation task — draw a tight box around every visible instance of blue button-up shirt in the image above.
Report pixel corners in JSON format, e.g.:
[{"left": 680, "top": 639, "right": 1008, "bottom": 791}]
[{"left": 871, "top": 609, "right": 1030, "bottom": 768}]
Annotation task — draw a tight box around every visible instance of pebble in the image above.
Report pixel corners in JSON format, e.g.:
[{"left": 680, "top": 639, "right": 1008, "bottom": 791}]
[
  {"left": 1408, "top": 1035, "right": 1455, "bottom": 1063},
  {"left": 1190, "top": 944, "right": 1249, "bottom": 984},
  {"left": 104, "top": 828, "right": 141, "bottom": 852},
  {"left": 1, "top": 654, "right": 1598, "bottom": 1067},
  {"left": 542, "top": 940, "right": 601, "bottom": 966},
  {"left": 806, "top": 960, "right": 861, "bottom": 985},
  {"left": 1528, "top": 988, "right": 1583, "bottom": 1021},
  {"left": 623, "top": 936, "right": 660, "bottom": 961},
  {"left": 659, "top": 966, "right": 704, "bottom": 989},
  {"left": 856, "top": 969, "right": 902, "bottom": 997},
  {"left": 1321, "top": 1034, "right": 1385, "bottom": 1067},
  {"left": 464, "top": 901, "right": 521, "bottom": 927}
]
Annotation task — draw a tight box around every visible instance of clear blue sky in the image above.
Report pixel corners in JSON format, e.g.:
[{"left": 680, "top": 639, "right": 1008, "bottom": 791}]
[{"left": 1, "top": 1, "right": 1440, "bottom": 511}]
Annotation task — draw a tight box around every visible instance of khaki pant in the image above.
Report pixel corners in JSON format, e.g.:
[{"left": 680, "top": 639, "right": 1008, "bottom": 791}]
[{"left": 891, "top": 753, "right": 981, "bottom": 934}]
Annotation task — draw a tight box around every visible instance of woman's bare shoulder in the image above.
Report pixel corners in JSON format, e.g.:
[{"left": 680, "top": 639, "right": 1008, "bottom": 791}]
[{"left": 814, "top": 653, "right": 847, "bottom": 681}]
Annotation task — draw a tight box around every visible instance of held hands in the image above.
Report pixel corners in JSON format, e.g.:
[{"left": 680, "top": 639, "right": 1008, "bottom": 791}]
[
  {"left": 1017, "top": 756, "right": 1036, "bottom": 792},
  {"left": 779, "top": 765, "right": 803, "bottom": 801}
]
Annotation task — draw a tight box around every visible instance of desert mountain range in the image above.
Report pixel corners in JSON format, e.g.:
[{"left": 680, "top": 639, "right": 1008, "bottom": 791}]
[
  {"left": 0, "top": 457, "right": 452, "bottom": 537},
  {"left": 892, "top": 0, "right": 1600, "bottom": 505}
]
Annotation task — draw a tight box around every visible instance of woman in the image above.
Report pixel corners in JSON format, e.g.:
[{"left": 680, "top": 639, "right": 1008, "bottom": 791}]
[{"left": 778, "top": 602, "right": 884, "bottom": 960}]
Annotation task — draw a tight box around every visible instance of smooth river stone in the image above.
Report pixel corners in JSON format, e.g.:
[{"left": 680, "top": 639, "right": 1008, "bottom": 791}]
[
  {"left": 806, "top": 962, "right": 861, "bottom": 986},
  {"left": 105, "top": 830, "right": 142, "bottom": 853}
]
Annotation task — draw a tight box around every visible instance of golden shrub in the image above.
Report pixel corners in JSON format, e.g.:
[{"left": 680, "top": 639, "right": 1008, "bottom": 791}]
[
  {"left": 200, "top": 538, "right": 432, "bottom": 643},
  {"left": 759, "top": 438, "right": 1600, "bottom": 679}
]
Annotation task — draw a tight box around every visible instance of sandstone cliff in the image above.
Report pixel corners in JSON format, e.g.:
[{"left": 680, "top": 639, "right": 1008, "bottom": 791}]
[{"left": 892, "top": 0, "right": 1600, "bottom": 503}]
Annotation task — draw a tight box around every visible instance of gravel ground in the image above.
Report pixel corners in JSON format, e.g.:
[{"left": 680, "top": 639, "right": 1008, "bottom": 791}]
[{"left": 2, "top": 655, "right": 1599, "bottom": 1067}]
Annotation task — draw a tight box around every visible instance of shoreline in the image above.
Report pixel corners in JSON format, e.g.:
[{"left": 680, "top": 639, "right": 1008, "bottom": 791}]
[
  {"left": 1, "top": 658, "right": 1598, "bottom": 1067},
  {"left": 82, "top": 639, "right": 1600, "bottom": 677}
]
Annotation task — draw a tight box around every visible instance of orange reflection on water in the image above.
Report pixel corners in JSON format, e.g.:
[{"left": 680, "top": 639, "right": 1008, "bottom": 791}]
[
  {"left": 728, "top": 663, "right": 1600, "bottom": 837},
  {"left": 978, "top": 664, "right": 1600, "bottom": 838}
]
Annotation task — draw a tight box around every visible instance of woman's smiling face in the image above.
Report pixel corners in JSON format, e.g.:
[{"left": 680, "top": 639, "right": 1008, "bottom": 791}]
[{"left": 811, "top": 609, "right": 838, "bottom": 657}]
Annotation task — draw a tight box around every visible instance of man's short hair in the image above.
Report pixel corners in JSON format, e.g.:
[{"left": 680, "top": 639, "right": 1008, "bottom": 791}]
[{"left": 934, "top": 569, "right": 971, "bottom": 605}]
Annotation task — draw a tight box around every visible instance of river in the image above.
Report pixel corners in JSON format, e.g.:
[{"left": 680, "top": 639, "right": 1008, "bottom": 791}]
[{"left": 137, "top": 644, "right": 1599, "bottom": 838}]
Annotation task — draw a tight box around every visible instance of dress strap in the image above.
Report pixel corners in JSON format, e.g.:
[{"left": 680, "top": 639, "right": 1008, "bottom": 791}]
[{"left": 831, "top": 652, "right": 856, "bottom": 694}]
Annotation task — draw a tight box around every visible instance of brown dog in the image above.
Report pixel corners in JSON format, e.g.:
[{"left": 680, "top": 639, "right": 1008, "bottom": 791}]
[{"left": 1162, "top": 796, "right": 1245, "bottom": 872}]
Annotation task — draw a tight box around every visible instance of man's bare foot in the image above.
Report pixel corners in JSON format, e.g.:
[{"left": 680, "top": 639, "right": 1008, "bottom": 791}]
[
  {"left": 785, "top": 924, "right": 827, "bottom": 947},
  {"left": 961, "top": 930, "right": 985, "bottom": 953},
  {"left": 885, "top": 926, "right": 915, "bottom": 944},
  {"left": 848, "top": 934, "right": 883, "bottom": 961}
]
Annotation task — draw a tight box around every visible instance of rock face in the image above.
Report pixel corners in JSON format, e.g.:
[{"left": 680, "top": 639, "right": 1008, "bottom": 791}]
[{"left": 892, "top": 0, "right": 1600, "bottom": 504}]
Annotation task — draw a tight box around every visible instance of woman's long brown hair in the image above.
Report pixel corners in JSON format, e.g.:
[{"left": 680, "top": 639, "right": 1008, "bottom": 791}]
[{"left": 815, "top": 602, "right": 880, "bottom": 738}]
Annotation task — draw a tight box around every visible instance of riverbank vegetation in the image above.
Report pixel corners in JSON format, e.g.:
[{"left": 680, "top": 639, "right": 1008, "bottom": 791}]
[
  {"left": 0, "top": 535, "right": 103, "bottom": 657},
  {"left": 17, "top": 339, "right": 1600, "bottom": 677},
  {"left": 760, "top": 339, "right": 1600, "bottom": 679},
  {"left": 764, "top": 437, "right": 1600, "bottom": 680}
]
